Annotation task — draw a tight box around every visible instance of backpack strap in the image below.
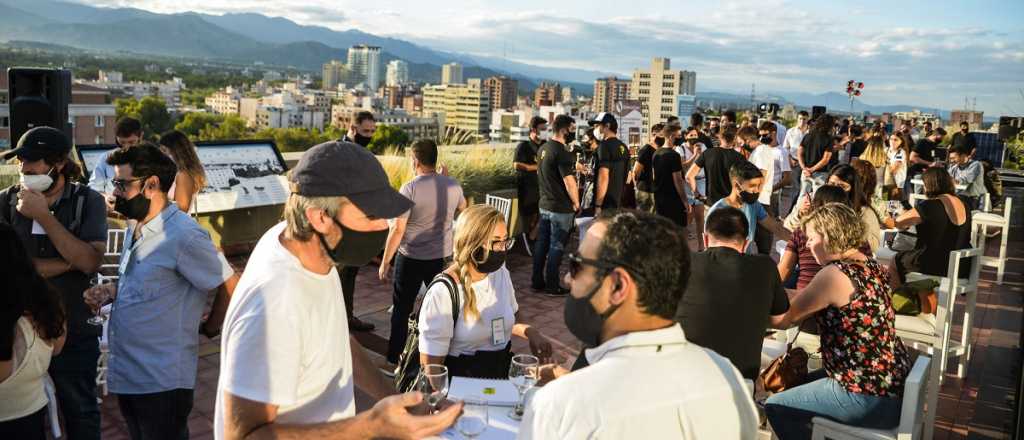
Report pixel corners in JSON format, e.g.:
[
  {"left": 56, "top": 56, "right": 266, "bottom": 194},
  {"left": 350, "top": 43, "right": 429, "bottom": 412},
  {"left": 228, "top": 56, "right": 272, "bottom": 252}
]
[{"left": 66, "top": 183, "right": 88, "bottom": 236}]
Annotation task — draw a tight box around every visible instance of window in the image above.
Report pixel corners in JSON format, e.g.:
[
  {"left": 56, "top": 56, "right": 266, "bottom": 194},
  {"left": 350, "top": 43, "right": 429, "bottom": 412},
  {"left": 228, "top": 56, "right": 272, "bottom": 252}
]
[
  {"left": 0, "top": 116, "right": 8, "bottom": 128},
  {"left": 95, "top": 115, "right": 105, "bottom": 127},
  {"left": 94, "top": 135, "right": 103, "bottom": 144}
]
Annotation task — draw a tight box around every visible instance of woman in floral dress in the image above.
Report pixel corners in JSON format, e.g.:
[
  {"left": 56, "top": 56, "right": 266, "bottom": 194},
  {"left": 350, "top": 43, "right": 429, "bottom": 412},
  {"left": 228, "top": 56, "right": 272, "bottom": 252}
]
[{"left": 766, "top": 203, "right": 911, "bottom": 440}]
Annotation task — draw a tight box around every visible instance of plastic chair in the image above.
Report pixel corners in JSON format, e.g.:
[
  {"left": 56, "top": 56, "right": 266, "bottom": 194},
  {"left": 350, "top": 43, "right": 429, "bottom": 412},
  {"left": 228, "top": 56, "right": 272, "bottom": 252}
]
[
  {"left": 485, "top": 194, "right": 519, "bottom": 253},
  {"left": 971, "top": 197, "right": 1011, "bottom": 284},
  {"left": 895, "top": 248, "right": 981, "bottom": 385},
  {"left": 810, "top": 355, "right": 931, "bottom": 440}
]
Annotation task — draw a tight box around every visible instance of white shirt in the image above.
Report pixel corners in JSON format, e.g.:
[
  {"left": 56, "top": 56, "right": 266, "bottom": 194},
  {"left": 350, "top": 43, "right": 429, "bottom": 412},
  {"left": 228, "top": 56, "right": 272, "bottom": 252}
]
[
  {"left": 783, "top": 126, "right": 806, "bottom": 163},
  {"left": 887, "top": 147, "right": 907, "bottom": 187},
  {"left": 749, "top": 144, "right": 790, "bottom": 205},
  {"left": 675, "top": 143, "right": 707, "bottom": 179},
  {"left": 214, "top": 222, "right": 354, "bottom": 439},
  {"left": 773, "top": 121, "right": 788, "bottom": 148},
  {"left": 418, "top": 266, "right": 518, "bottom": 357},
  {"left": 520, "top": 324, "right": 759, "bottom": 440}
]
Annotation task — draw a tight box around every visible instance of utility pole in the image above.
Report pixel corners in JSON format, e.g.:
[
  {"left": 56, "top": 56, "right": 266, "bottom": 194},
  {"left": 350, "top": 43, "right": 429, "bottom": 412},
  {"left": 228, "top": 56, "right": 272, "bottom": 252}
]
[{"left": 750, "top": 83, "right": 755, "bottom": 111}]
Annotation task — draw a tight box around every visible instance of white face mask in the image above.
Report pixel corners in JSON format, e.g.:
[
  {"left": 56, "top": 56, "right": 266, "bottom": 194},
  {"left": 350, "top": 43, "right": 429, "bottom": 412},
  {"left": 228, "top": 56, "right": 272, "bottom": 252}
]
[
  {"left": 20, "top": 167, "right": 55, "bottom": 192},
  {"left": 593, "top": 127, "right": 605, "bottom": 142}
]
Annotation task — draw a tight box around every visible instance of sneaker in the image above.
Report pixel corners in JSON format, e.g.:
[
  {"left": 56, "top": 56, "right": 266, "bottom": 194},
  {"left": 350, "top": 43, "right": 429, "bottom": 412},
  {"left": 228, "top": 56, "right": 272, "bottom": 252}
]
[
  {"left": 543, "top": 287, "right": 570, "bottom": 297},
  {"left": 380, "top": 362, "right": 398, "bottom": 378},
  {"left": 531, "top": 281, "right": 546, "bottom": 291},
  {"left": 348, "top": 317, "right": 376, "bottom": 332}
]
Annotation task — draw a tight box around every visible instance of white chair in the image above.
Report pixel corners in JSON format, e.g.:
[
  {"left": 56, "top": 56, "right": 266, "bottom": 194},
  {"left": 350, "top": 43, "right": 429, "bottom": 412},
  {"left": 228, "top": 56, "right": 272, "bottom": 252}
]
[
  {"left": 971, "top": 197, "right": 1011, "bottom": 284},
  {"left": 810, "top": 355, "right": 931, "bottom": 440},
  {"left": 485, "top": 194, "right": 518, "bottom": 253},
  {"left": 100, "top": 228, "right": 127, "bottom": 273},
  {"left": 895, "top": 248, "right": 981, "bottom": 385}
]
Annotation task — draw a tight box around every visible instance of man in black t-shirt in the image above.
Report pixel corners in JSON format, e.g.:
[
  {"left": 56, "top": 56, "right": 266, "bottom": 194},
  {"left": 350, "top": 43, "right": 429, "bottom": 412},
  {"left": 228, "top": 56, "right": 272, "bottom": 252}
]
[
  {"left": 515, "top": 116, "right": 547, "bottom": 241},
  {"left": 797, "top": 114, "right": 836, "bottom": 195},
  {"left": 631, "top": 123, "right": 663, "bottom": 214},
  {"left": 532, "top": 115, "right": 580, "bottom": 296},
  {"left": 588, "top": 112, "right": 628, "bottom": 215},
  {"left": 951, "top": 121, "right": 977, "bottom": 157},
  {"left": 652, "top": 124, "right": 689, "bottom": 227},
  {"left": 687, "top": 126, "right": 745, "bottom": 206},
  {"left": 847, "top": 125, "right": 867, "bottom": 160},
  {"left": 675, "top": 207, "right": 789, "bottom": 380},
  {"left": 908, "top": 127, "right": 946, "bottom": 180}
]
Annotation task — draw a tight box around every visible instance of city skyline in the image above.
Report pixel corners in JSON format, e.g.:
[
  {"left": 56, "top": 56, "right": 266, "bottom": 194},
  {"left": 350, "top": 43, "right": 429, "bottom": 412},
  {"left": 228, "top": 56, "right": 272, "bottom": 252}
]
[{"left": 54, "top": 0, "right": 1024, "bottom": 116}]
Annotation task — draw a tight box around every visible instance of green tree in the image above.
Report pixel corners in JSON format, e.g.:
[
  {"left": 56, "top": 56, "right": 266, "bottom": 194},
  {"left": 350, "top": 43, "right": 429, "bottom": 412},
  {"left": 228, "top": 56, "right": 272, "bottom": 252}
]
[
  {"left": 114, "top": 96, "right": 172, "bottom": 139},
  {"left": 199, "top": 115, "right": 249, "bottom": 141},
  {"left": 369, "top": 124, "right": 410, "bottom": 154},
  {"left": 175, "top": 112, "right": 225, "bottom": 139}
]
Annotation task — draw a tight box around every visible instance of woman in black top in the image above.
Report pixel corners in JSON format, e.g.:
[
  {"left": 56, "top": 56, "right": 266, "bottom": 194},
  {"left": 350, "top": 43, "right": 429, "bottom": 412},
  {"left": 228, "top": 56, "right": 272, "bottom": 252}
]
[
  {"left": 885, "top": 167, "right": 972, "bottom": 286},
  {"left": 652, "top": 125, "right": 689, "bottom": 226}
]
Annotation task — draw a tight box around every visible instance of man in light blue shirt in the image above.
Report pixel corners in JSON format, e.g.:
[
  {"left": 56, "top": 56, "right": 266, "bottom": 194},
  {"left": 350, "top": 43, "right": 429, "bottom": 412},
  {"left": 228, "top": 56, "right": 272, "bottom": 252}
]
[
  {"left": 947, "top": 144, "right": 987, "bottom": 210},
  {"left": 84, "top": 143, "right": 236, "bottom": 439},
  {"left": 706, "top": 161, "right": 791, "bottom": 253},
  {"left": 87, "top": 117, "right": 143, "bottom": 200}
]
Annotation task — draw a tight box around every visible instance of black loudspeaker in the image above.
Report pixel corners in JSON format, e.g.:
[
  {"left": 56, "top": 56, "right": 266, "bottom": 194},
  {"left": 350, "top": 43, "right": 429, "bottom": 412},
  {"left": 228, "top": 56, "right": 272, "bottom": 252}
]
[
  {"left": 7, "top": 67, "right": 72, "bottom": 147},
  {"left": 812, "top": 106, "right": 827, "bottom": 120},
  {"left": 998, "top": 116, "right": 1022, "bottom": 142}
]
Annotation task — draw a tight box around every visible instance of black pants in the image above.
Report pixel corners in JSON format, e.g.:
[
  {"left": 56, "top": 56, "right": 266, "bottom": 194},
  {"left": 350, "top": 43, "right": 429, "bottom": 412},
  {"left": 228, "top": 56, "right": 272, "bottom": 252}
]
[
  {"left": 50, "top": 346, "right": 101, "bottom": 440},
  {"left": 117, "top": 388, "right": 194, "bottom": 440},
  {"left": 444, "top": 343, "right": 513, "bottom": 379},
  {"left": 339, "top": 265, "right": 360, "bottom": 319},
  {"left": 387, "top": 254, "right": 446, "bottom": 363},
  {"left": 0, "top": 407, "right": 46, "bottom": 440},
  {"left": 753, "top": 203, "right": 773, "bottom": 255}
]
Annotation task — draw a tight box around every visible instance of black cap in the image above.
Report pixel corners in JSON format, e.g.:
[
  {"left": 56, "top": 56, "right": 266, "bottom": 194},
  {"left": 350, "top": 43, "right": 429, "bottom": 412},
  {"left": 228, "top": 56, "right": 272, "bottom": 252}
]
[
  {"left": 3, "top": 126, "right": 71, "bottom": 161},
  {"left": 588, "top": 112, "right": 617, "bottom": 126},
  {"left": 290, "top": 141, "right": 413, "bottom": 219}
]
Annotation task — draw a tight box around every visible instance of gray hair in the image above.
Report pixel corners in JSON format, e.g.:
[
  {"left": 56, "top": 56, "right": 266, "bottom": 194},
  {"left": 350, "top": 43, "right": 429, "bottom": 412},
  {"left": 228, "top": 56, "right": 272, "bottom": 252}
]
[{"left": 283, "top": 194, "right": 349, "bottom": 240}]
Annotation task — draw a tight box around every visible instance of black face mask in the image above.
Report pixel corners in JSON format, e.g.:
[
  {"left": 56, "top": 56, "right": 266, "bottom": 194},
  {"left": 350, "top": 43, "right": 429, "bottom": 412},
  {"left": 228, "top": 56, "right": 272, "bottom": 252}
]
[
  {"left": 710, "top": 126, "right": 720, "bottom": 135},
  {"left": 742, "top": 143, "right": 755, "bottom": 152},
  {"left": 473, "top": 248, "right": 507, "bottom": 274},
  {"left": 563, "top": 273, "right": 620, "bottom": 347},
  {"left": 674, "top": 135, "right": 685, "bottom": 146},
  {"left": 316, "top": 217, "right": 388, "bottom": 267},
  {"left": 563, "top": 132, "right": 576, "bottom": 145},
  {"left": 654, "top": 137, "right": 665, "bottom": 147},
  {"left": 759, "top": 135, "right": 772, "bottom": 145},
  {"left": 354, "top": 133, "right": 373, "bottom": 147},
  {"left": 740, "top": 190, "right": 760, "bottom": 204},
  {"left": 114, "top": 192, "right": 151, "bottom": 221}
]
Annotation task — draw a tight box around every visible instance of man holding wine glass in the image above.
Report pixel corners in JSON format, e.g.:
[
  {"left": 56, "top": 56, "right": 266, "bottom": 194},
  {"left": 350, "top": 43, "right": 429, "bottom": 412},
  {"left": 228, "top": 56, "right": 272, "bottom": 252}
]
[{"left": 520, "top": 210, "right": 759, "bottom": 439}]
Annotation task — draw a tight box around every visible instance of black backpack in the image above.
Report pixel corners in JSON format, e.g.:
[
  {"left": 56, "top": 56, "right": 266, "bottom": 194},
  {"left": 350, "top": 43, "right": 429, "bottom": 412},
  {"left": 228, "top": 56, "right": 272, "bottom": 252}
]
[{"left": 394, "top": 273, "right": 460, "bottom": 392}]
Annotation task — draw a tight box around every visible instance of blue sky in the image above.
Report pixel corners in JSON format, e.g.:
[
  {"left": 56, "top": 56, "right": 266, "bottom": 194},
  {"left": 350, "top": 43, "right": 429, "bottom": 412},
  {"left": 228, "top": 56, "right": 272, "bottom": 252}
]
[{"left": 77, "top": 0, "right": 1024, "bottom": 116}]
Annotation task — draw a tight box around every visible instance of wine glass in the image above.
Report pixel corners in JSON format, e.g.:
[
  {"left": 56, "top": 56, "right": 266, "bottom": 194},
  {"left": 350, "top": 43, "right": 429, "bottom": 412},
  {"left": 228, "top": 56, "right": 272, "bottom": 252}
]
[
  {"left": 417, "top": 364, "right": 449, "bottom": 414},
  {"left": 87, "top": 276, "right": 114, "bottom": 326},
  {"left": 508, "top": 354, "right": 539, "bottom": 420},
  {"left": 455, "top": 395, "right": 488, "bottom": 439}
]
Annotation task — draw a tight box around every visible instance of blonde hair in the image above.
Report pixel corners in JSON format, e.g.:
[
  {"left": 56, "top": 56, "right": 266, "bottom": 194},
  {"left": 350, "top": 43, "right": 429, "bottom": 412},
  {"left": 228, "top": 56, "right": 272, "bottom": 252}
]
[
  {"left": 860, "top": 138, "right": 887, "bottom": 169},
  {"left": 801, "top": 203, "right": 866, "bottom": 254},
  {"left": 450, "top": 204, "right": 505, "bottom": 321},
  {"left": 283, "top": 193, "right": 349, "bottom": 240}
]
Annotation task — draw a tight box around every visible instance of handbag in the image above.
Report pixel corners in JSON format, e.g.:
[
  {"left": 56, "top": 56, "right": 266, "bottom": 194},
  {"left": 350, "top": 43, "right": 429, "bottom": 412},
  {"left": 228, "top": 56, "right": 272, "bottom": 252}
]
[
  {"left": 892, "top": 278, "right": 939, "bottom": 316},
  {"left": 757, "top": 328, "right": 809, "bottom": 394},
  {"left": 394, "top": 273, "right": 460, "bottom": 392}
]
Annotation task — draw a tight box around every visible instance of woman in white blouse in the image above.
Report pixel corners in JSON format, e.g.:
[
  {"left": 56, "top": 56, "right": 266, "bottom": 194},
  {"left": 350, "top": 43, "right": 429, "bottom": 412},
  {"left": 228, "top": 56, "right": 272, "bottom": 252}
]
[
  {"left": 418, "top": 205, "right": 553, "bottom": 378},
  {"left": 885, "top": 133, "right": 908, "bottom": 199}
]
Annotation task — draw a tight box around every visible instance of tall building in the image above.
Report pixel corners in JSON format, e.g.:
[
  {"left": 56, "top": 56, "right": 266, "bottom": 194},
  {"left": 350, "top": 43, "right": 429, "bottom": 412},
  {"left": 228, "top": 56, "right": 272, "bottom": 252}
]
[
  {"left": 950, "top": 110, "right": 984, "bottom": 129},
  {"left": 386, "top": 60, "right": 410, "bottom": 87},
  {"left": 483, "top": 76, "right": 518, "bottom": 110},
  {"left": 323, "top": 60, "right": 354, "bottom": 91},
  {"left": 534, "top": 81, "right": 562, "bottom": 106},
  {"left": 422, "top": 83, "right": 491, "bottom": 134},
  {"left": 347, "top": 45, "right": 382, "bottom": 89},
  {"left": 441, "top": 63, "right": 463, "bottom": 85},
  {"left": 630, "top": 58, "right": 697, "bottom": 134},
  {"left": 205, "top": 87, "right": 242, "bottom": 114},
  {"left": 593, "top": 77, "right": 631, "bottom": 113}
]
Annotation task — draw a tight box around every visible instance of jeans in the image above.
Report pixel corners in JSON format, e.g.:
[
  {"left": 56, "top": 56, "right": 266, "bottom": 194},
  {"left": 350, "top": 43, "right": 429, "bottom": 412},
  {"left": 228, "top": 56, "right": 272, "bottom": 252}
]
[
  {"left": 764, "top": 370, "right": 903, "bottom": 440},
  {"left": 635, "top": 190, "right": 656, "bottom": 214},
  {"left": 49, "top": 346, "right": 101, "bottom": 440},
  {"left": 532, "top": 209, "right": 574, "bottom": 289},
  {"left": 339, "top": 265, "right": 360, "bottom": 320},
  {"left": 387, "top": 254, "right": 446, "bottom": 363},
  {"left": 117, "top": 388, "right": 194, "bottom": 440}
]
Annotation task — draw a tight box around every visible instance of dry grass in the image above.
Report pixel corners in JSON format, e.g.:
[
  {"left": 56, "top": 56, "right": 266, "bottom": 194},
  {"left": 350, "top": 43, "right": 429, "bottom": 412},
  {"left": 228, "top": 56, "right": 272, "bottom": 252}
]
[{"left": 378, "top": 146, "right": 515, "bottom": 201}]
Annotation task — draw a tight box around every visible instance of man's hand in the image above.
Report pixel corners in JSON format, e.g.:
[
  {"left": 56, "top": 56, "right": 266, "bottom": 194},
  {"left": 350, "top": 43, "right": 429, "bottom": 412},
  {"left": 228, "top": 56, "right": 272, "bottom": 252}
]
[
  {"left": 83, "top": 283, "right": 116, "bottom": 312},
  {"left": 16, "top": 188, "right": 51, "bottom": 221},
  {"left": 593, "top": 207, "right": 602, "bottom": 218},
  {"left": 525, "top": 327, "right": 553, "bottom": 364},
  {"left": 104, "top": 194, "right": 117, "bottom": 213},
  {"left": 378, "top": 260, "right": 391, "bottom": 282},
  {"left": 537, "top": 364, "right": 570, "bottom": 387},
  {"left": 368, "top": 392, "right": 463, "bottom": 440},
  {"left": 802, "top": 168, "right": 812, "bottom": 178}
]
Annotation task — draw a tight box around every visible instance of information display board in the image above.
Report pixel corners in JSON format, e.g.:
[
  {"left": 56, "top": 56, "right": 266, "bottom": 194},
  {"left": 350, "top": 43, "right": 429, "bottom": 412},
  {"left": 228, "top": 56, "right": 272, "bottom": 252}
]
[{"left": 76, "top": 140, "right": 290, "bottom": 214}]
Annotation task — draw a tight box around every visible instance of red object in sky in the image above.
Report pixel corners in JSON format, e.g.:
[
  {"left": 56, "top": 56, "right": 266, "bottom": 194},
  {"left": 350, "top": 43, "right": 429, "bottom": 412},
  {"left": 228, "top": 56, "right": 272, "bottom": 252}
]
[
  {"left": 854, "top": 90, "right": 862, "bottom": 96},
  {"left": 857, "top": 82, "right": 865, "bottom": 89}
]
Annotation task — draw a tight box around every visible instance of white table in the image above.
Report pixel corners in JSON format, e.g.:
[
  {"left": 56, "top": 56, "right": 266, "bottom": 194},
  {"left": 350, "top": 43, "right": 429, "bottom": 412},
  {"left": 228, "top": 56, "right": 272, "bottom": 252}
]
[{"left": 433, "top": 404, "right": 521, "bottom": 440}]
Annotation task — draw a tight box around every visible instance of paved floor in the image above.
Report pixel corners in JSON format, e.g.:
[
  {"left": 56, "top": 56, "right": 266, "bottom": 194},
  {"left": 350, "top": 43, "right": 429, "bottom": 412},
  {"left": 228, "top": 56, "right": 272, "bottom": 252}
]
[{"left": 92, "top": 227, "right": 1021, "bottom": 439}]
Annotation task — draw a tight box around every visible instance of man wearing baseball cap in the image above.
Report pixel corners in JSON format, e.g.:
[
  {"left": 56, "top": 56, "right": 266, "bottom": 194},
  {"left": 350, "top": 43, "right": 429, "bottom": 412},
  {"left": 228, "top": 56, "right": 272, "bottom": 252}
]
[
  {"left": 588, "top": 112, "right": 628, "bottom": 215},
  {"left": 215, "top": 141, "right": 461, "bottom": 439},
  {"left": 1, "top": 127, "right": 108, "bottom": 440}
]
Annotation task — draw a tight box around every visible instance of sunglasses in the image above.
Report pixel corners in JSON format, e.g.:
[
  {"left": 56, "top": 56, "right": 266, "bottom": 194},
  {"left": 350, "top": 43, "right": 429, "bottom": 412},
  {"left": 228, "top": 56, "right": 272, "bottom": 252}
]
[
  {"left": 566, "top": 252, "right": 641, "bottom": 280},
  {"left": 111, "top": 177, "right": 146, "bottom": 193}
]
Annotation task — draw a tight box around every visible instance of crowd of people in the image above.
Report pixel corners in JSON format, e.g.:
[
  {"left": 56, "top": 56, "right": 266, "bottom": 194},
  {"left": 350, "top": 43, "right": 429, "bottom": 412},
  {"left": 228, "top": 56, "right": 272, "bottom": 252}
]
[{"left": 0, "top": 107, "right": 989, "bottom": 440}]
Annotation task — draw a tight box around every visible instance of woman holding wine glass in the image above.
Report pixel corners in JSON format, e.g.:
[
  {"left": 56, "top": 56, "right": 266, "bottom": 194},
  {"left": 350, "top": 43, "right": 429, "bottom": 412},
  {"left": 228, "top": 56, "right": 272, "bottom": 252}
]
[{"left": 418, "top": 205, "right": 554, "bottom": 379}]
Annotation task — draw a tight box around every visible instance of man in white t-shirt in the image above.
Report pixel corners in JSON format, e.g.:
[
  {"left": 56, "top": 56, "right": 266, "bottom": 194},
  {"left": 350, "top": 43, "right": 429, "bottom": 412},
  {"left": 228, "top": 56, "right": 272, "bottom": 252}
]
[
  {"left": 215, "top": 141, "right": 462, "bottom": 440},
  {"left": 745, "top": 123, "right": 790, "bottom": 255},
  {"left": 520, "top": 210, "right": 759, "bottom": 439},
  {"left": 782, "top": 111, "right": 809, "bottom": 216}
]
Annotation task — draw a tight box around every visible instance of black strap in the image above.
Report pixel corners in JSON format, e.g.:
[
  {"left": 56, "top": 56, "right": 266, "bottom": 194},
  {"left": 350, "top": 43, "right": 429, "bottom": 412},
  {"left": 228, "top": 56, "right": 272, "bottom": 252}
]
[{"left": 430, "top": 273, "right": 460, "bottom": 334}]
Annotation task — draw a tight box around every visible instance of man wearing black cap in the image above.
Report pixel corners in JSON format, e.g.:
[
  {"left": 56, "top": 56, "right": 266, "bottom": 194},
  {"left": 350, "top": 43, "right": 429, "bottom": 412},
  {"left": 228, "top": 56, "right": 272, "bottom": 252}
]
[
  {"left": 215, "top": 141, "right": 462, "bottom": 439},
  {"left": 589, "top": 112, "right": 628, "bottom": 216},
  {"left": 336, "top": 110, "right": 379, "bottom": 332},
  {"left": 1, "top": 127, "right": 108, "bottom": 440}
]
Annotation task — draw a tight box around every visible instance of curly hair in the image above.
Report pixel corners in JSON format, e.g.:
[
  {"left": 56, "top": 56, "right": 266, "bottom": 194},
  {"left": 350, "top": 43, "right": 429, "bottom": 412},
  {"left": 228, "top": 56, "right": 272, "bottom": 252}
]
[
  {"left": 1, "top": 223, "right": 65, "bottom": 360},
  {"left": 801, "top": 203, "right": 866, "bottom": 255},
  {"left": 595, "top": 210, "right": 691, "bottom": 320}
]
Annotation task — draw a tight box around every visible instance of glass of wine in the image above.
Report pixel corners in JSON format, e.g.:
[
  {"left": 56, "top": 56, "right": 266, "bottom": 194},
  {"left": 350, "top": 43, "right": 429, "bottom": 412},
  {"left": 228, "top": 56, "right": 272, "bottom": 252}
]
[
  {"left": 417, "top": 364, "right": 449, "bottom": 414},
  {"left": 508, "top": 354, "right": 539, "bottom": 421},
  {"left": 455, "top": 395, "right": 488, "bottom": 439},
  {"left": 87, "top": 276, "right": 114, "bottom": 326}
]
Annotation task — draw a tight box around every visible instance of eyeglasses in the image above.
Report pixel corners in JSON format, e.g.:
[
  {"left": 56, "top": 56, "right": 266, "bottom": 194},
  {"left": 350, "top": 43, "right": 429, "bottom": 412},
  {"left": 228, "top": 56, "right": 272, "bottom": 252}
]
[
  {"left": 111, "top": 177, "right": 145, "bottom": 192},
  {"left": 566, "top": 252, "right": 641, "bottom": 280},
  {"left": 490, "top": 238, "right": 514, "bottom": 252}
]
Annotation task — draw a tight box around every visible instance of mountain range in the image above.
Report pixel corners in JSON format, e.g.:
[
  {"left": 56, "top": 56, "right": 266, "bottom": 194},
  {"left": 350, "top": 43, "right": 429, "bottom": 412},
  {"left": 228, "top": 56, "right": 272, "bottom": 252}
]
[{"left": 0, "top": 0, "right": 970, "bottom": 118}]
